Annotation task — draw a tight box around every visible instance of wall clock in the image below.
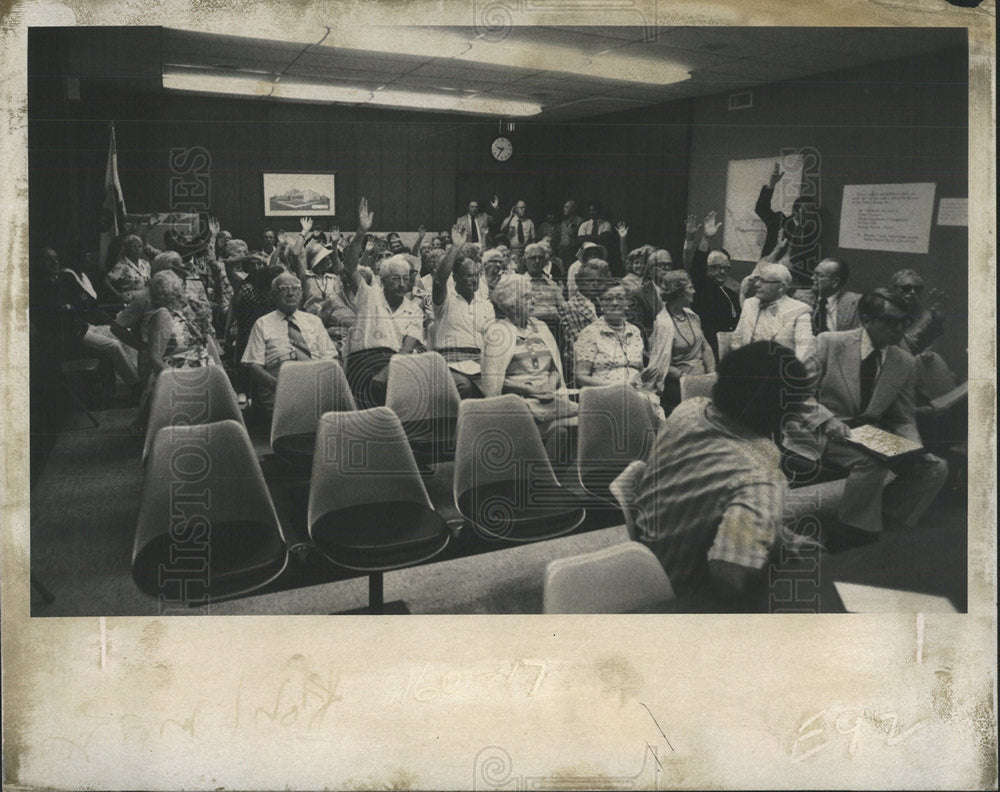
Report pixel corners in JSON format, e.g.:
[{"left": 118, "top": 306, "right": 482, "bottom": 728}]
[{"left": 491, "top": 136, "right": 513, "bottom": 161}]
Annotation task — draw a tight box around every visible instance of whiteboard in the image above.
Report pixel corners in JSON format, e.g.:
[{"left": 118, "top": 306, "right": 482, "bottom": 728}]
[
  {"left": 723, "top": 154, "right": 804, "bottom": 263},
  {"left": 839, "top": 183, "right": 936, "bottom": 253}
]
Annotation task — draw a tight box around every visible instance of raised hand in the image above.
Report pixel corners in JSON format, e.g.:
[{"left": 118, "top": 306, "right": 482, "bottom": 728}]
[
  {"left": 490, "top": 194, "right": 500, "bottom": 211},
  {"left": 616, "top": 221, "right": 629, "bottom": 239},
  {"left": 207, "top": 216, "right": 221, "bottom": 237},
  {"left": 768, "top": 161, "right": 785, "bottom": 189},
  {"left": 299, "top": 216, "right": 313, "bottom": 235},
  {"left": 417, "top": 224, "right": 426, "bottom": 236},
  {"left": 702, "top": 211, "right": 722, "bottom": 238},
  {"left": 358, "top": 197, "right": 374, "bottom": 233},
  {"left": 451, "top": 223, "right": 469, "bottom": 248},
  {"left": 684, "top": 214, "right": 700, "bottom": 239}
]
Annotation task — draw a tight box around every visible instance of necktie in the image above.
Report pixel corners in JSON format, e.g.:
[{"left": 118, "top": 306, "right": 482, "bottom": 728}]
[
  {"left": 813, "top": 296, "right": 828, "bottom": 335},
  {"left": 470, "top": 216, "right": 479, "bottom": 244},
  {"left": 517, "top": 219, "right": 524, "bottom": 245},
  {"left": 285, "top": 315, "right": 313, "bottom": 360},
  {"left": 859, "top": 349, "right": 879, "bottom": 412}
]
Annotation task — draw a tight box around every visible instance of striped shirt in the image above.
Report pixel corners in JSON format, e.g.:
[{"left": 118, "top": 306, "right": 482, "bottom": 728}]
[{"left": 633, "top": 398, "right": 785, "bottom": 598}]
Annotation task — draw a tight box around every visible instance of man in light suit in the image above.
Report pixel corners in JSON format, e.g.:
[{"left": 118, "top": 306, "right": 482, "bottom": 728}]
[
  {"left": 792, "top": 257, "right": 862, "bottom": 334},
  {"left": 802, "top": 289, "right": 948, "bottom": 541},
  {"left": 731, "top": 263, "right": 814, "bottom": 361},
  {"left": 455, "top": 198, "right": 496, "bottom": 247}
]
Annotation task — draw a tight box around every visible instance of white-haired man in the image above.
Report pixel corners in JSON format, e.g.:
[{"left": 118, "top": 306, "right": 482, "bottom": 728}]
[
  {"left": 499, "top": 199, "right": 536, "bottom": 255},
  {"left": 242, "top": 271, "right": 338, "bottom": 412},
  {"left": 342, "top": 198, "right": 425, "bottom": 407},
  {"left": 731, "top": 263, "right": 814, "bottom": 362}
]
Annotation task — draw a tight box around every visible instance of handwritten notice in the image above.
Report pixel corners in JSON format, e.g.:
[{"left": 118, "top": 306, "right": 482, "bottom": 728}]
[
  {"left": 838, "top": 183, "right": 936, "bottom": 253},
  {"left": 937, "top": 197, "right": 967, "bottom": 226},
  {"left": 724, "top": 154, "right": 806, "bottom": 263}
]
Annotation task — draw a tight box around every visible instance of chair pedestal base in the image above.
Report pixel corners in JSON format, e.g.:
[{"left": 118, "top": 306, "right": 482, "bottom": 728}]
[{"left": 337, "top": 600, "right": 411, "bottom": 615}]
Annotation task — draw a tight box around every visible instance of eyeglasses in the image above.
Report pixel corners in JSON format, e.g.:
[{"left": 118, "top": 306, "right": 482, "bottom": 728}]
[
  {"left": 707, "top": 265, "right": 731, "bottom": 272},
  {"left": 384, "top": 275, "right": 410, "bottom": 285},
  {"left": 876, "top": 314, "right": 911, "bottom": 330},
  {"left": 276, "top": 286, "right": 302, "bottom": 295},
  {"left": 894, "top": 284, "right": 923, "bottom": 294},
  {"left": 758, "top": 279, "right": 785, "bottom": 285}
]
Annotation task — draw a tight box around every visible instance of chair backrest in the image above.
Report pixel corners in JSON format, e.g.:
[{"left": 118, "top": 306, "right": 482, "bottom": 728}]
[
  {"left": 133, "top": 419, "right": 287, "bottom": 600},
  {"left": 716, "top": 331, "right": 734, "bottom": 360},
  {"left": 915, "top": 350, "right": 959, "bottom": 401},
  {"left": 143, "top": 365, "right": 244, "bottom": 464},
  {"left": 384, "top": 351, "right": 461, "bottom": 425},
  {"left": 453, "top": 395, "right": 560, "bottom": 504},
  {"left": 577, "top": 384, "right": 657, "bottom": 492},
  {"left": 543, "top": 542, "right": 675, "bottom": 613},
  {"left": 308, "top": 407, "right": 433, "bottom": 527},
  {"left": 608, "top": 460, "right": 648, "bottom": 541},
  {"left": 679, "top": 373, "right": 718, "bottom": 402},
  {"left": 270, "top": 359, "right": 356, "bottom": 452}
]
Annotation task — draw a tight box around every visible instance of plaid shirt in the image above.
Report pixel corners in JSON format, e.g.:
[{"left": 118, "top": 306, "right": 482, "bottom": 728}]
[{"left": 557, "top": 291, "right": 597, "bottom": 348}]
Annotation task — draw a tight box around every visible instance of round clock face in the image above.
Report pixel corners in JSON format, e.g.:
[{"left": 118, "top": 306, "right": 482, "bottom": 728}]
[{"left": 491, "top": 136, "right": 513, "bottom": 161}]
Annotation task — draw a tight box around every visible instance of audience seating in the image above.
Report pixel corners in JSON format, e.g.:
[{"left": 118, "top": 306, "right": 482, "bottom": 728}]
[
  {"left": 270, "top": 360, "right": 357, "bottom": 467},
  {"left": 576, "top": 383, "right": 657, "bottom": 505},
  {"left": 453, "top": 395, "right": 586, "bottom": 542},
  {"left": 679, "top": 373, "right": 717, "bottom": 402},
  {"left": 142, "top": 364, "right": 244, "bottom": 465},
  {"left": 132, "top": 419, "right": 289, "bottom": 601},
  {"left": 716, "top": 331, "right": 734, "bottom": 360},
  {"left": 609, "top": 459, "right": 648, "bottom": 541},
  {"left": 307, "top": 407, "right": 451, "bottom": 613},
  {"left": 543, "top": 542, "right": 675, "bottom": 613},
  {"left": 385, "top": 351, "right": 460, "bottom": 467}
]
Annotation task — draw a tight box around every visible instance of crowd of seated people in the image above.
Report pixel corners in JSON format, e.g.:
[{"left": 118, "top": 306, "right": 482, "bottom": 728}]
[{"left": 28, "top": 173, "right": 962, "bottom": 612}]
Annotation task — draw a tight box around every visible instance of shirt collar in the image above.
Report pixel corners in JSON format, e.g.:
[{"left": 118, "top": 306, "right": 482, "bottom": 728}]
[{"left": 860, "top": 327, "right": 880, "bottom": 361}]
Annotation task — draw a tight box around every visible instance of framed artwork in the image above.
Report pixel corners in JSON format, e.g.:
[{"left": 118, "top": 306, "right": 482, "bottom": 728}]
[{"left": 262, "top": 171, "right": 336, "bottom": 216}]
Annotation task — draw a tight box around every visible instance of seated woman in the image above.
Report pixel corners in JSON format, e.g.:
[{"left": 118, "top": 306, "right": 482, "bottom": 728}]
[
  {"left": 146, "top": 270, "right": 222, "bottom": 375},
  {"left": 481, "top": 274, "right": 577, "bottom": 460},
  {"left": 105, "top": 233, "right": 151, "bottom": 306},
  {"left": 574, "top": 280, "right": 665, "bottom": 421},
  {"left": 642, "top": 269, "right": 715, "bottom": 413}
]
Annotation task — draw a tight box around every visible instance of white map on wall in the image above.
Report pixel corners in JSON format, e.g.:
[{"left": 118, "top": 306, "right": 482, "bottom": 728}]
[{"left": 723, "top": 155, "right": 804, "bottom": 263}]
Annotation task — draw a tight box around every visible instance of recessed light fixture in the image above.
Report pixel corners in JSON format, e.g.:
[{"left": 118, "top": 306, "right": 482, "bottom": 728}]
[{"left": 162, "top": 68, "right": 543, "bottom": 116}]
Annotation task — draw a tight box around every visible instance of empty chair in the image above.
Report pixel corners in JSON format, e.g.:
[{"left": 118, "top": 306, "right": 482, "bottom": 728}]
[
  {"left": 679, "top": 373, "right": 718, "bottom": 402},
  {"left": 576, "top": 383, "right": 658, "bottom": 504},
  {"left": 716, "top": 331, "right": 734, "bottom": 360},
  {"left": 271, "top": 359, "right": 356, "bottom": 466},
  {"left": 385, "top": 351, "right": 461, "bottom": 466},
  {"left": 543, "top": 542, "right": 675, "bottom": 613},
  {"left": 142, "top": 365, "right": 244, "bottom": 465},
  {"left": 307, "top": 407, "right": 451, "bottom": 613},
  {"left": 454, "top": 395, "right": 586, "bottom": 542},
  {"left": 133, "top": 419, "right": 288, "bottom": 601}
]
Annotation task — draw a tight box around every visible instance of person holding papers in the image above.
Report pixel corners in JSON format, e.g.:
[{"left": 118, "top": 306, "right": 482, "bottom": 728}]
[{"left": 800, "top": 289, "right": 948, "bottom": 546}]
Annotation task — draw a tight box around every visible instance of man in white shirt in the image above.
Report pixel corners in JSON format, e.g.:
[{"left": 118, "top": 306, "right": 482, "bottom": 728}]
[
  {"left": 499, "top": 199, "right": 535, "bottom": 255},
  {"left": 731, "top": 263, "right": 814, "bottom": 362},
  {"left": 793, "top": 257, "right": 862, "bottom": 335},
  {"left": 431, "top": 224, "right": 496, "bottom": 397},
  {"left": 455, "top": 197, "right": 496, "bottom": 248},
  {"left": 242, "top": 272, "right": 338, "bottom": 412}
]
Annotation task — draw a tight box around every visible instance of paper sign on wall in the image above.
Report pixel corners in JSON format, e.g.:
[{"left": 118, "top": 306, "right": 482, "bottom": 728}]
[
  {"left": 723, "top": 154, "right": 805, "bottom": 262},
  {"left": 838, "top": 183, "right": 936, "bottom": 254},
  {"left": 937, "top": 198, "right": 967, "bottom": 226}
]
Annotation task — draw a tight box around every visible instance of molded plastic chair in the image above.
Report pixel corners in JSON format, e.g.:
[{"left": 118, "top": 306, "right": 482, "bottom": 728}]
[
  {"left": 133, "top": 419, "right": 288, "bottom": 601},
  {"left": 543, "top": 542, "right": 675, "bottom": 613},
  {"left": 385, "top": 351, "right": 461, "bottom": 466},
  {"left": 307, "top": 407, "right": 451, "bottom": 613},
  {"left": 679, "top": 373, "right": 718, "bottom": 402},
  {"left": 270, "top": 360, "right": 356, "bottom": 466},
  {"left": 142, "top": 365, "right": 244, "bottom": 465},
  {"left": 576, "top": 383, "right": 658, "bottom": 504},
  {"left": 716, "top": 331, "right": 734, "bottom": 360},
  {"left": 453, "top": 395, "right": 586, "bottom": 542}
]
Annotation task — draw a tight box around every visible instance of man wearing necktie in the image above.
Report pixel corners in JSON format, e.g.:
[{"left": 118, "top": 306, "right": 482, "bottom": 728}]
[
  {"left": 799, "top": 289, "right": 948, "bottom": 546},
  {"left": 500, "top": 199, "right": 535, "bottom": 256},
  {"left": 242, "top": 272, "right": 338, "bottom": 414},
  {"left": 792, "top": 257, "right": 862, "bottom": 335},
  {"left": 455, "top": 198, "right": 496, "bottom": 247}
]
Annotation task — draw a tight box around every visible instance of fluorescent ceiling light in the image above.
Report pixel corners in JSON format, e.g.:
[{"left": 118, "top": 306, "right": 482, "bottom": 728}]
[
  {"left": 318, "top": 28, "right": 692, "bottom": 86},
  {"left": 162, "top": 69, "right": 542, "bottom": 116}
]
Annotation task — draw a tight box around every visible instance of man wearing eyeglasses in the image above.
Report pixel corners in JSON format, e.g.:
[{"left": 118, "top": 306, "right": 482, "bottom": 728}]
[
  {"left": 731, "top": 263, "right": 814, "bottom": 362},
  {"left": 242, "top": 272, "right": 338, "bottom": 413},
  {"left": 792, "top": 257, "right": 862, "bottom": 335},
  {"left": 888, "top": 268, "right": 947, "bottom": 356},
  {"left": 683, "top": 211, "right": 742, "bottom": 361},
  {"left": 800, "top": 289, "right": 948, "bottom": 546}
]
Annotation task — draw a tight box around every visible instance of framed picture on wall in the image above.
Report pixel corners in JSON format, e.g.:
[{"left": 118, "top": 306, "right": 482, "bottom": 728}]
[{"left": 263, "top": 171, "right": 336, "bottom": 216}]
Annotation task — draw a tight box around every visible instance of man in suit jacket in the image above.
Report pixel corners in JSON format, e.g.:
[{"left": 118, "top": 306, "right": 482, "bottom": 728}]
[
  {"left": 792, "top": 257, "right": 862, "bottom": 334},
  {"left": 731, "top": 263, "right": 814, "bottom": 361},
  {"left": 455, "top": 198, "right": 496, "bottom": 247},
  {"left": 802, "top": 289, "right": 948, "bottom": 539}
]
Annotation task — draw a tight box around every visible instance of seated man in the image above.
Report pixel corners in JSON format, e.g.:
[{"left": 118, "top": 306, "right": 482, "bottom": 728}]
[
  {"left": 632, "top": 341, "right": 812, "bottom": 611},
  {"left": 801, "top": 289, "right": 948, "bottom": 544},
  {"left": 343, "top": 198, "right": 425, "bottom": 408},
  {"left": 241, "top": 272, "right": 338, "bottom": 413},
  {"left": 683, "top": 212, "right": 741, "bottom": 360},
  {"left": 523, "top": 242, "right": 565, "bottom": 340},
  {"left": 431, "top": 224, "right": 496, "bottom": 397},
  {"left": 888, "top": 268, "right": 946, "bottom": 356},
  {"left": 792, "top": 257, "right": 862, "bottom": 335},
  {"left": 731, "top": 263, "right": 814, "bottom": 362}
]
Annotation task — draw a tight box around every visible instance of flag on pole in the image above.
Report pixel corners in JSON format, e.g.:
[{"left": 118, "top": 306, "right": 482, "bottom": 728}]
[{"left": 99, "top": 122, "right": 127, "bottom": 272}]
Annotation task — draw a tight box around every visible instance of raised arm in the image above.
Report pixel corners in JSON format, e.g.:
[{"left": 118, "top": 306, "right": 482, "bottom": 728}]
[
  {"left": 432, "top": 224, "right": 469, "bottom": 306},
  {"left": 755, "top": 163, "right": 783, "bottom": 225},
  {"left": 616, "top": 221, "right": 629, "bottom": 264},
  {"left": 342, "top": 197, "right": 374, "bottom": 291},
  {"left": 410, "top": 225, "right": 427, "bottom": 256}
]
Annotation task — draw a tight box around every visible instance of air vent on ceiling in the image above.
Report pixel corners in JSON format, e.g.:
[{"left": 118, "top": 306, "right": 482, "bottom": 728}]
[{"left": 728, "top": 90, "right": 753, "bottom": 111}]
